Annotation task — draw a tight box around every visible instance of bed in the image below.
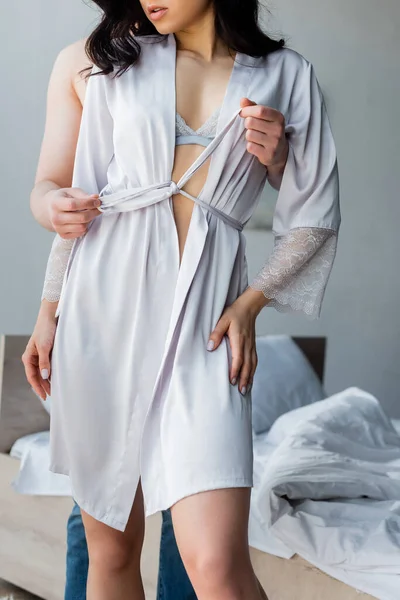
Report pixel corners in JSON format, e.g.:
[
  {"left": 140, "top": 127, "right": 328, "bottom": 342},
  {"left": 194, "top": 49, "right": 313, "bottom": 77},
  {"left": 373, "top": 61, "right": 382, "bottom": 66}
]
[{"left": 0, "top": 335, "right": 378, "bottom": 600}]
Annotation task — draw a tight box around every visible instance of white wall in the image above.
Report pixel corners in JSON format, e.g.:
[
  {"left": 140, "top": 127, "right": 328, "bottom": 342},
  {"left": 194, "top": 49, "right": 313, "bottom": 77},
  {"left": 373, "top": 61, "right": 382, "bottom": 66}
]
[{"left": 1, "top": 1, "right": 399, "bottom": 414}]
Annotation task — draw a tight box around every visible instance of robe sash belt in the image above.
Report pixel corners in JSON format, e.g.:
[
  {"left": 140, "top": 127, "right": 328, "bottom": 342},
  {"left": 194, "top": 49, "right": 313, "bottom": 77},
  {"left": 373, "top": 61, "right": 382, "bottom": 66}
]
[
  {"left": 98, "top": 107, "right": 245, "bottom": 232},
  {"left": 98, "top": 180, "right": 244, "bottom": 232}
]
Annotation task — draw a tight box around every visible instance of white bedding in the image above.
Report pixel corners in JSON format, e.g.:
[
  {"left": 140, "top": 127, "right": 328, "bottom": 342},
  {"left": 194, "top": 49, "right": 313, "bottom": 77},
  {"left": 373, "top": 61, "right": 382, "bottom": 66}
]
[
  {"left": 10, "top": 387, "right": 400, "bottom": 600},
  {"left": 250, "top": 387, "right": 400, "bottom": 600},
  {"left": 10, "top": 430, "right": 71, "bottom": 496}
]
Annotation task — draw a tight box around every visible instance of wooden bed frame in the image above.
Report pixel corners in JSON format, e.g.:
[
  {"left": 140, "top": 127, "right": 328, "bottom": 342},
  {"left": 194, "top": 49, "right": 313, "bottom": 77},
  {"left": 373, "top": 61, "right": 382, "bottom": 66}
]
[{"left": 292, "top": 336, "right": 326, "bottom": 383}]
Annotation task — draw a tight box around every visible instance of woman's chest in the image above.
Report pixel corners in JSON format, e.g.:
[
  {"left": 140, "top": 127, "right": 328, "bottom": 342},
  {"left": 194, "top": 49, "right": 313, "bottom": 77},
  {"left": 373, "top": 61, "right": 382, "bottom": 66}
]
[
  {"left": 174, "top": 51, "right": 234, "bottom": 131},
  {"left": 105, "top": 44, "right": 283, "bottom": 191}
]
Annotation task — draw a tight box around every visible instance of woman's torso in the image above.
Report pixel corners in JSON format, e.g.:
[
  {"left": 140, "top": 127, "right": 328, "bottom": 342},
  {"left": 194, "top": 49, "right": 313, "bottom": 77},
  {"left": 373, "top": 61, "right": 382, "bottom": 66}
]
[{"left": 72, "top": 38, "right": 238, "bottom": 265}]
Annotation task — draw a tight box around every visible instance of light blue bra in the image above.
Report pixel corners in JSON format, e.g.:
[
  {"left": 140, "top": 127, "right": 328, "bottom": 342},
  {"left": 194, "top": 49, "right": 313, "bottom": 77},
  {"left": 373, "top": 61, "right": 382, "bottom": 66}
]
[{"left": 175, "top": 106, "right": 221, "bottom": 147}]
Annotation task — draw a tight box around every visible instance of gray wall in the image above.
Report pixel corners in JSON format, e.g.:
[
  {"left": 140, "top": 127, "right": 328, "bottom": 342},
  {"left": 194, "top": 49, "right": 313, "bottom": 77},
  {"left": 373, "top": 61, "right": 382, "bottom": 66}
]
[
  {"left": 1, "top": 1, "right": 399, "bottom": 414},
  {"left": 0, "top": 0, "right": 97, "bottom": 324},
  {"left": 251, "top": 0, "right": 400, "bottom": 416}
]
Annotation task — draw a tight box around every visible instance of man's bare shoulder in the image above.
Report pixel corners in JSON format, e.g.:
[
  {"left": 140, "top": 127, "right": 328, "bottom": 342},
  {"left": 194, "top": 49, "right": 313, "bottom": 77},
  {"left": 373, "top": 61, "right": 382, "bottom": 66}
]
[
  {"left": 50, "top": 39, "right": 92, "bottom": 103},
  {"left": 56, "top": 38, "right": 92, "bottom": 80}
]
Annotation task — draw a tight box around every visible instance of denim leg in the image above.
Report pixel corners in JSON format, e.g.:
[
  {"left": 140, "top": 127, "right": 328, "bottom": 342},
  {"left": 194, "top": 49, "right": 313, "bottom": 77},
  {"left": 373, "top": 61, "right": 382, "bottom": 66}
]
[
  {"left": 157, "top": 509, "right": 197, "bottom": 600},
  {"left": 65, "top": 499, "right": 89, "bottom": 600}
]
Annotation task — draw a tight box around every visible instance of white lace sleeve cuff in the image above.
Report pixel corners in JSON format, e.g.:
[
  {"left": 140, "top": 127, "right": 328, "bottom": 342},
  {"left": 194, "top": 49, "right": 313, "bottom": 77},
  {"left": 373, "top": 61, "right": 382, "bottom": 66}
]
[
  {"left": 248, "top": 227, "right": 337, "bottom": 319},
  {"left": 41, "top": 235, "right": 75, "bottom": 303}
]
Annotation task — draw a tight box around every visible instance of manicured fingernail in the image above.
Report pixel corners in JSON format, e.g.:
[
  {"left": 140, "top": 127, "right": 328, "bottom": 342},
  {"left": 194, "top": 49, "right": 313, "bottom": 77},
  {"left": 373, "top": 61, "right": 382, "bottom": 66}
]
[
  {"left": 207, "top": 340, "right": 215, "bottom": 351},
  {"left": 231, "top": 377, "right": 237, "bottom": 386},
  {"left": 241, "top": 385, "right": 247, "bottom": 395},
  {"left": 41, "top": 369, "right": 49, "bottom": 380}
]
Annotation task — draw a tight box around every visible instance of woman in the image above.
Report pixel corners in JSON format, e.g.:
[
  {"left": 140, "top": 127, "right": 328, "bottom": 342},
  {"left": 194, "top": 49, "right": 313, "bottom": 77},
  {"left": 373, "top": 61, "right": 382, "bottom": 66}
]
[{"left": 23, "top": 1, "right": 340, "bottom": 598}]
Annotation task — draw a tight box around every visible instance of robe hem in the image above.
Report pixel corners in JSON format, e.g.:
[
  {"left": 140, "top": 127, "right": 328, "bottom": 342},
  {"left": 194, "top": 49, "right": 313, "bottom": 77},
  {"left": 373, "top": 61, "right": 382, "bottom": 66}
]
[
  {"left": 144, "top": 477, "right": 254, "bottom": 519},
  {"left": 49, "top": 462, "right": 252, "bottom": 532}
]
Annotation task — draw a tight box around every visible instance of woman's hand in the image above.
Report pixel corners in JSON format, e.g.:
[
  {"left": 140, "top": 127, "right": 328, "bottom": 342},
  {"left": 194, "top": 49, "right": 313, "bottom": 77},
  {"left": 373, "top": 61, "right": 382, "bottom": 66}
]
[
  {"left": 207, "top": 288, "right": 268, "bottom": 396},
  {"left": 22, "top": 301, "right": 58, "bottom": 400},
  {"left": 240, "top": 98, "right": 289, "bottom": 190},
  {"left": 46, "top": 187, "right": 101, "bottom": 240}
]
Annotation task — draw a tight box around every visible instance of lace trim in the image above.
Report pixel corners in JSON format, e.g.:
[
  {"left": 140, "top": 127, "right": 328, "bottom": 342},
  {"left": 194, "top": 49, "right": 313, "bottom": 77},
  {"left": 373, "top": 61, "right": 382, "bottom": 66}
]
[
  {"left": 176, "top": 106, "right": 221, "bottom": 138},
  {"left": 40, "top": 227, "right": 337, "bottom": 320},
  {"left": 41, "top": 235, "right": 75, "bottom": 302},
  {"left": 248, "top": 228, "right": 337, "bottom": 320}
]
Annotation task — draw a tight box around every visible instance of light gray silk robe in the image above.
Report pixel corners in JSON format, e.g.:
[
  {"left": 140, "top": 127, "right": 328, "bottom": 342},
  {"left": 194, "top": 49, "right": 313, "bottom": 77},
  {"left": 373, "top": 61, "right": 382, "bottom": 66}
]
[{"left": 48, "top": 34, "right": 340, "bottom": 531}]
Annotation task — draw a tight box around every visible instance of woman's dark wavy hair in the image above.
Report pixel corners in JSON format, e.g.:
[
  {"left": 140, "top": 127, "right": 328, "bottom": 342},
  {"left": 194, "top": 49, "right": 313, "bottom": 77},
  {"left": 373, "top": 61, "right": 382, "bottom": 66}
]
[{"left": 85, "top": 0, "right": 285, "bottom": 77}]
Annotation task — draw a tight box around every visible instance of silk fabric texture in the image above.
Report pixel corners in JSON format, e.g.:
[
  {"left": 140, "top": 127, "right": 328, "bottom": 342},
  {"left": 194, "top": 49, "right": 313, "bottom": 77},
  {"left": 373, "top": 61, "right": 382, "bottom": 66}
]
[{"left": 48, "top": 34, "right": 340, "bottom": 531}]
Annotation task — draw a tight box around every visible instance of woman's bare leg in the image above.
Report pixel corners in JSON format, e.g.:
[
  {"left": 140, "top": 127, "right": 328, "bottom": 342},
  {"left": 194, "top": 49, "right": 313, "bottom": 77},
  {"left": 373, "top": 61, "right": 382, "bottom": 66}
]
[
  {"left": 171, "top": 488, "right": 269, "bottom": 600},
  {"left": 81, "top": 482, "right": 145, "bottom": 600}
]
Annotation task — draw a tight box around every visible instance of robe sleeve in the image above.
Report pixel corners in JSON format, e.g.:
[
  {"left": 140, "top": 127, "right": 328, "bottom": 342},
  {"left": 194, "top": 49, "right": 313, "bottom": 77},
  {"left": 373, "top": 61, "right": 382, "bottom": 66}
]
[
  {"left": 248, "top": 58, "right": 341, "bottom": 319},
  {"left": 41, "top": 66, "right": 114, "bottom": 303}
]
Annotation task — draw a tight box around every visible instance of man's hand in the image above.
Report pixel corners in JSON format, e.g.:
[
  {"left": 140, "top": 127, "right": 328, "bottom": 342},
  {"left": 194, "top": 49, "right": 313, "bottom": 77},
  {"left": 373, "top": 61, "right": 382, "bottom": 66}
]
[
  {"left": 46, "top": 187, "right": 101, "bottom": 239},
  {"left": 240, "top": 98, "right": 289, "bottom": 189}
]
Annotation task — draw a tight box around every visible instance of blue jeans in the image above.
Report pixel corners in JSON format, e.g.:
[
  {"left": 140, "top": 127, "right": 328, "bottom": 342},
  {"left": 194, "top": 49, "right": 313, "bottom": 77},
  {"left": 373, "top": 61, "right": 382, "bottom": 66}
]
[
  {"left": 65, "top": 501, "right": 196, "bottom": 600},
  {"left": 156, "top": 508, "right": 197, "bottom": 600},
  {"left": 65, "top": 501, "right": 89, "bottom": 600}
]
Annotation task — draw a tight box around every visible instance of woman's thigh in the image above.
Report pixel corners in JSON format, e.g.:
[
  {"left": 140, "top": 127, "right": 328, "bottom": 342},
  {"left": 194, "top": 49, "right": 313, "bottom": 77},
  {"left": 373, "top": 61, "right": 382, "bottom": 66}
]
[
  {"left": 170, "top": 488, "right": 252, "bottom": 582},
  {"left": 80, "top": 481, "right": 145, "bottom": 570}
]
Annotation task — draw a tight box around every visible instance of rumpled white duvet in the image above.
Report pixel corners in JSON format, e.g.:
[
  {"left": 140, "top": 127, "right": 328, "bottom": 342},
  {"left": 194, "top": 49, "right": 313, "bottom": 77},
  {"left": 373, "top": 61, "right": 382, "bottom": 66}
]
[
  {"left": 11, "top": 387, "right": 400, "bottom": 600},
  {"left": 249, "top": 387, "right": 400, "bottom": 600}
]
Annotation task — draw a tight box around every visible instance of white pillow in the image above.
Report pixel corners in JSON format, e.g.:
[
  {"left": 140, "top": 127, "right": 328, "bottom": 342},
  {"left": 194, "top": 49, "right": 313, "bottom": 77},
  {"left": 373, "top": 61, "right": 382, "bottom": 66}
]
[{"left": 251, "top": 335, "right": 326, "bottom": 434}]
